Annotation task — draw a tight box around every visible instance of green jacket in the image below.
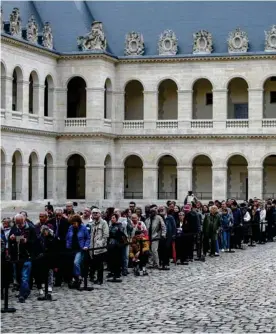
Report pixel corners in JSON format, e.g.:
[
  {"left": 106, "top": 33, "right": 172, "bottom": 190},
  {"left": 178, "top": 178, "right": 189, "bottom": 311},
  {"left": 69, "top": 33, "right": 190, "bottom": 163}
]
[{"left": 203, "top": 213, "right": 221, "bottom": 240}]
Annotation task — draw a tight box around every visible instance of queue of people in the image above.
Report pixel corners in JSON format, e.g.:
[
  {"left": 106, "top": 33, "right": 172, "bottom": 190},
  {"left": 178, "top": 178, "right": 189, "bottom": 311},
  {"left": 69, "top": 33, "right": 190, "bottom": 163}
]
[{"left": 1, "top": 195, "right": 276, "bottom": 304}]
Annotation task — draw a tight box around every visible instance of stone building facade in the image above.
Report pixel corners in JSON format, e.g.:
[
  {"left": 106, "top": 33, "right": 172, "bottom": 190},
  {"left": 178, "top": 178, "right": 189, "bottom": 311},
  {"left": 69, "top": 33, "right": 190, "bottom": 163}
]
[{"left": 1, "top": 3, "right": 276, "bottom": 208}]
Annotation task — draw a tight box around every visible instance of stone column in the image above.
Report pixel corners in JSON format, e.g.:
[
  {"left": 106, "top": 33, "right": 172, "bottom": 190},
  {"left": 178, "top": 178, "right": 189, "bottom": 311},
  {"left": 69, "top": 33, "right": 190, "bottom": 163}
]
[
  {"left": 33, "top": 84, "right": 45, "bottom": 125},
  {"left": 144, "top": 91, "right": 157, "bottom": 130},
  {"left": 86, "top": 87, "right": 105, "bottom": 128},
  {"left": 18, "top": 80, "right": 29, "bottom": 114},
  {"left": 47, "top": 165, "right": 55, "bottom": 200},
  {"left": 111, "top": 167, "right": 124, "bottom": 204},
  {"left": 55, "top": 88, "right": 67, "bottom": 132},
  {"left": 212, "top": 89, "right": 227, "bottom": 129},
  {"left": 248, "top": 166, "right": 263, "bottom": 200},
  {"left": 177, "top": 166, "right": 192, "bottom": 202},
  {"left": 56, "top": 166, "right": 67, "bottom": 203},
  {"left": 85, "top": 165, "right": 105, "bottom": 204},
  {"left": 212, "top": 167, "right": 227, "bottom": 201},
  {"left": 248, "top": 88, "right": 263, "bottom": 129},
  {"left": 21, "top": 164, "right": 29, "bottom": 201},
  {"left": 33, "top": 164, "right": 45, "bottom": 200},
  {"left": 178, "top": 90, "right": 193, "bottom": 129},
  {"left": 113, "top": 91, "right": 124, "bottom": 132},
  {"left": 4, "top": 162, "right": 12, "bottom": 201},
  {"left": 4, "top": 76, "right": 13, "bottom": 121},
  {"left": 143, "top": 167, "right": 158, "bottom": 200}
]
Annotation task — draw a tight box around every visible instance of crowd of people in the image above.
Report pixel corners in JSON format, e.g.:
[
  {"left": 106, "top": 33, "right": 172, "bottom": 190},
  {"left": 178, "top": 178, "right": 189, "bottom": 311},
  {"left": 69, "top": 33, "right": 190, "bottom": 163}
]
[{"left": 1, "top": 193, "right": 276, "bottom": 304}]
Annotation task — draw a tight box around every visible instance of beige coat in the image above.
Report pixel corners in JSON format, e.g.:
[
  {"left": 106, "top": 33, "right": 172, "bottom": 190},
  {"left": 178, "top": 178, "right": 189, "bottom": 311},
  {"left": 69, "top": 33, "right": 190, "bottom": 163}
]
[{"left": 89, "top": 218, "right": 109, "bottom": 256}]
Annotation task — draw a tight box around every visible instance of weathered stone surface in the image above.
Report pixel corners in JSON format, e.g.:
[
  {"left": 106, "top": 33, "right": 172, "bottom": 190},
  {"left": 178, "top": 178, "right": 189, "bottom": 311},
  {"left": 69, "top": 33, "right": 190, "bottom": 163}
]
[{"left": 2, "top": 242, "right": 276, "bottom": 333}]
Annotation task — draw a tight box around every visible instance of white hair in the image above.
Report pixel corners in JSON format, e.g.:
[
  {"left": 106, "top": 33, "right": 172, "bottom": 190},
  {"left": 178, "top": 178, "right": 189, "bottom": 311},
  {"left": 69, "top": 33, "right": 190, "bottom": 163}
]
[
  {"left": 14, "top": 213, "right": 24, "bottom": 221},
  {"left": 55, "top": 208, "right": 63, "bottom": 213}
]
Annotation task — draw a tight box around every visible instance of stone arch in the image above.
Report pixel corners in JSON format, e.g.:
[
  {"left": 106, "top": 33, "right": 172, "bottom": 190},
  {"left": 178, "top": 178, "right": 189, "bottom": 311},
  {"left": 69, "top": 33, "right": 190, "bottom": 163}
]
[
  {"left": 192, "top": 155, "right": 213, "bottom": 200},
  {"left": 124, "top": 155, "right": 143, "bottom": 199},
  {"left": 104, "top": 78, "right": 112, "bottom": 119},
  {"left": 122, "top": 152, "right": 145, "bottom": 167},
  {"left": 44, "top": 152, "right": 54, "bottom": 199},
  {"left": 263, "top": 154, "right": 276, "bottom": 199},
  {"left": 158, "top": 79, "right": 178, "bottom": 119},
  {"left": 28, "top": 151, "right": 39, "bottom": 201},
  {"left": 104, "top": 154, "right": 112, "bottom": 199},
  {"left": 67, "top": 154, "right": 86, "bottom": 199},
  {"left": 227, "top": 154, "right": 248, "bottom": 200},
  {"left": 1, "top": 62, "right": 6, "bottom": 109},
  {"left": 12, "top": 150, "right": 23, "bottom": 200},
  {"left": 12, "top": 66, "right": 23, "bottom": 111},
  {"left": 192, "top": 78, "right": 213, "bottom": 119},
  {"left": 44, "top": 74, "right": 54, "bottom": 117},
  {"left": 158, "top": 155, "right": 177, "bottom": 200},
  {"left": 263, "top": 76, "right": 276, "bottom": 118},
  {"left": 67, "top": 76, "right": 87, "bottom": 118},
  {"left": 227, "top": 77, "right": 249, "bottom": 119},
  {"left": 124, "top": 80, "right": 144, "bottom": 120},
  {"left": 1, "top": 149, "right": 6, "bottom": 199}
]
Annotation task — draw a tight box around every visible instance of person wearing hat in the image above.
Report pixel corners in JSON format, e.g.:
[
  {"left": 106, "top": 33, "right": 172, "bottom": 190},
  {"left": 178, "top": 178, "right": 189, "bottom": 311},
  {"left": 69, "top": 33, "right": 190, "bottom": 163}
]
[{"left": 89, "top": 208, "right": 109, "bottom": 285}]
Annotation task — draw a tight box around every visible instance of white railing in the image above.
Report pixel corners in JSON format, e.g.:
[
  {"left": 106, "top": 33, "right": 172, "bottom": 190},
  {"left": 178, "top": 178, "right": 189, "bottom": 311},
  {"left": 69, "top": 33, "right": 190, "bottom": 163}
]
[
  {"left": 191, "top": 120, "right": 213, "bottom": 128},
  {"left": 262, "top": 119, "right": 276, "bottom": 127},
  {"left": 11, "top": 111, "right": 22, "bottom": 120},
  {"left": 156, "top": 120, "right": 178, "bottom": 129},
  {"left": 104, "top": 119, "right": 112, "bottom": 127},
  {"left": 226, "top": 120, "right": 249, "bottom": 128},
  {"left": 123, "top": 120, "right": 144, "bottom": 129},
  {"left": 1, "top": 109, "right": 6, "bottom": 118},
  {"left": 29, "top": 114, "right": 39, "bottom": 123},
  {"left": 65, "top": 118, "right": 87, "bottom": 127},
  {"left": 44, "top": 117, "right": 54, "bottom": 125}
]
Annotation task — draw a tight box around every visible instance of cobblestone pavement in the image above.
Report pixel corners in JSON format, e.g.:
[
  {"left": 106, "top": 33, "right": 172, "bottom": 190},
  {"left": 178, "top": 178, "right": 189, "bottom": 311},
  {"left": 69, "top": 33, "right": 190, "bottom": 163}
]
[{"left": 2, "top": 242, "right": 276, "bottom": 333}]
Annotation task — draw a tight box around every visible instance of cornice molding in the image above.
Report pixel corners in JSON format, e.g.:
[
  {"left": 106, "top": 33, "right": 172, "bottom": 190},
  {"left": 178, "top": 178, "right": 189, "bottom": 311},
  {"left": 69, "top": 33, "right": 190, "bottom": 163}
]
[
  {"left": 2, "top": 34, "right": 276, "bottom": 64},
  {"left": 1, "top": 125, "right": 276, "bottom": 140},
  {"left": 1, "top": 34, "right": 59, "bottom": 59}
]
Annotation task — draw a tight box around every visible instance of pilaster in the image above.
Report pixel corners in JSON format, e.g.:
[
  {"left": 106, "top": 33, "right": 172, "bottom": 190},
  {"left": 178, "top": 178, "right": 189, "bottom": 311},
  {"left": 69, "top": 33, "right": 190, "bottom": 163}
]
[
  {"left": 248, "top": 88, "right": 263, "bottom": 129},
  {"left": 247, "top": 166, "right": 263, "bottom": 200},
  {"left": 212, "top": 89, "right": 227, "bottom": 129},
  {"left": 3, "top": 162, "right": 12, "bottom": 201},
  {"left": 111, "top": 166, "right": 124, "bottom": 203},
  {"left": 143, "top": 166, "right": 158, "bottom": 200},
  {"left": 33, "top": 164, "right": 45, "bottom": 200},
  {"left": 113, "top": 91, "right": 124, "bottom": 131},
  {"left": 56, "top": 165, "right": 67, "bottom": 203},
  {"left": 143, "top": 91, "right": 158, "bottom": 130},
  {"left": 21, "top": 163, "right": 29, "bottom": 201},
  {"left": 55, "top": 88, "right": 67, "bottom": 132},
  {"left": 212, "top": 167, "right": 227, "bottom": 201},
  {"left": 177, "top": 166, "right": 192, "bottom": 202},
  {"left": 85, "top": 165, "right": 104, "bottom": 202},
  {"left": 86, "top": 87, "right": 105, "bottom": 128}
]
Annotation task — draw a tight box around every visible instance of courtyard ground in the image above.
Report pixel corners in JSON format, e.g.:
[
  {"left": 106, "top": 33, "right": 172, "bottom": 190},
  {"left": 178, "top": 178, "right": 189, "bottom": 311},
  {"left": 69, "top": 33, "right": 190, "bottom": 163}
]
[{"left": 1, "top": 241, "right": 276, "bottom": 333}]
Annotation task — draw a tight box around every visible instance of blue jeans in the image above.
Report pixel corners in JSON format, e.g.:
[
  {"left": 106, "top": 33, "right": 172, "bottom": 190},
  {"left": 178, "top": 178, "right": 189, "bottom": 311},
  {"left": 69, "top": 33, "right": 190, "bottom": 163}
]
[
  {"left": 73, "top": 252, "right": 83, "bottom": 277},
  {"left": 20, "top": 261, "right": 32, "bottom": 298},
  {"left": 222, "top": 231, "right": 230, "bottom": 249},
  {"left": 122, "top": 245, "right": 129, "bottom": 274},
  {"left": 215, "top": 240, "right": 219, "bottom": 253}
]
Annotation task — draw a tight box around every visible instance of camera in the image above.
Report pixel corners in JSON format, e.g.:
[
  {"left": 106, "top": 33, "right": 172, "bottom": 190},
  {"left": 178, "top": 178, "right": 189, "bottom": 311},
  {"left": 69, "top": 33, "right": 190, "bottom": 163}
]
[{"left": 15, "top": 236, "right": 24, "bottom": 243}]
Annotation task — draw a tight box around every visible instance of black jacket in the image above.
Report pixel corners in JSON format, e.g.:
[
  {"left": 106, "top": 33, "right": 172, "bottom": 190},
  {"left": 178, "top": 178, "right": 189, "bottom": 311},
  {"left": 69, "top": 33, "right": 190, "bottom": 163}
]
[
  {"left": 47, "top": 217, "right": 69, "bottom": 241},
  {"left": 8, "top": 222, "right": 37, "bottom": 261}
]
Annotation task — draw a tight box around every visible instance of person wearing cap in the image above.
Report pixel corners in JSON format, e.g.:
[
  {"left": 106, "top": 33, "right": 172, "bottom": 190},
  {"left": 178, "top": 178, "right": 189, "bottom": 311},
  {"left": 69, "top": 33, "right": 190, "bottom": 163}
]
[{"left": 89, "top": 208, "right": 109, "bottom": 285}]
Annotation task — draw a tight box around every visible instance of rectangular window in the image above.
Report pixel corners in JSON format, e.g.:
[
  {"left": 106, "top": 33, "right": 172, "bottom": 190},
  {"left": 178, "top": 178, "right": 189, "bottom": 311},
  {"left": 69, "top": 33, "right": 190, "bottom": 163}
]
[
  {"left": 206, "top": 93, "right": 213, "bottom": 105},
  {"left": 270, "top": 91, "right": 276, "bottom": 103},
  {"left": 234, "top": 103, "right": 248, "bottom": 119}
]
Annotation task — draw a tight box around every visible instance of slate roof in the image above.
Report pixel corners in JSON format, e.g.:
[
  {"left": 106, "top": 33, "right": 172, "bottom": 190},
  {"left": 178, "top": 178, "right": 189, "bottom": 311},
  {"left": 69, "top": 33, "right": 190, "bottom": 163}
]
[{"left": 1, "top": 1, "right": 276, "bottom": 56}]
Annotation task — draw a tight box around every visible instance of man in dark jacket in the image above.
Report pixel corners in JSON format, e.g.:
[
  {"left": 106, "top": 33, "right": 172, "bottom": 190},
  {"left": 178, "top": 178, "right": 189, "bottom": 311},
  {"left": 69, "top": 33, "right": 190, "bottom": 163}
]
[
  {"left": 266, "top": 201, "right": 276, "bottom": 241},
  {"left": 47, "top": 208, "right": 69, "bottom": 286},
  {"left": 184, "top": 203, "right": 201, "bottom": 261},
  {"left": 158, "top": 206, "right": 176, "bottom": 270},
  {"left": 8, "top": 214, "right": 37, "bottom": 303},
  {"left": 231, "top": 202, "right": 243, "bottom": 249}
]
